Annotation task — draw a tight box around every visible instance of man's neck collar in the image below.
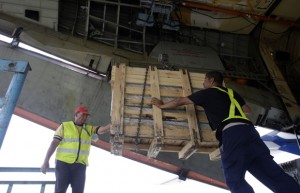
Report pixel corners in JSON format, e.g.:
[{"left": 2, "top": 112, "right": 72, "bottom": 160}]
[{"left": 74, "top": 121, "right": 84, "bottom": 126}]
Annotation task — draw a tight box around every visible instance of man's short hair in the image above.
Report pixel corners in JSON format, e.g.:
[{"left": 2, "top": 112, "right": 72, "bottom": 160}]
[{"left": 206, "top": 71, "right": 223, "bottom": 85}]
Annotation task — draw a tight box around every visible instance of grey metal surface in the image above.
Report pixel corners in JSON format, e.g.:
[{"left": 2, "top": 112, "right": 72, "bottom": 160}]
[
  {"left": 0, "top": 42, "right": 111, "bottom": 126},
  {"left": 149, "top": 41, "right": 225, "bottom": 71}
]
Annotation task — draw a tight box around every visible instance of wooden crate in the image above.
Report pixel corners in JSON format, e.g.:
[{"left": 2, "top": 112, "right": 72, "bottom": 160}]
[{"left": 110, "top": 64, "right": 219, "bottom": 160}]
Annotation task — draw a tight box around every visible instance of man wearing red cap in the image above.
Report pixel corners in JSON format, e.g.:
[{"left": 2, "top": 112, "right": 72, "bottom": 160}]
[{"left": 41, "top": 106, "right": 111, "bottom": 193}]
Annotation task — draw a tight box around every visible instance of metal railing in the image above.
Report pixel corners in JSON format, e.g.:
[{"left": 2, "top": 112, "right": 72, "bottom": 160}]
[{"left": 0, "top": 167, "right": 55, "bottom": 193}]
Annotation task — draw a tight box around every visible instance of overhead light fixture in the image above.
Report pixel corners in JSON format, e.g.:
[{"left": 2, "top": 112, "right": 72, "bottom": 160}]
[
  {"left": 10, "top": 27, "right": 23, "bottom": 47},
  {"left": 136, "top": 13, "right": 154, "bottom": 27},
  {"left": 137, "top": 0, "right": 180, "bottom": 31},
  {"left": 162, "top": 20, "right": 180, "bottom": 31},
  {"left": 158, "top": 53, "right": 169, "bottom": 65}
]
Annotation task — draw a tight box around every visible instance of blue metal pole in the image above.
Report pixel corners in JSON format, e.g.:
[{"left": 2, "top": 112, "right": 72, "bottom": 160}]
[{"left": 0, "top": 60, "right": 31, "bottom": 149}]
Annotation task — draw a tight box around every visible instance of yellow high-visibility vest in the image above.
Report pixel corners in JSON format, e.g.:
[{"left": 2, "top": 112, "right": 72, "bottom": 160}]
[
  {"left": 213, "top": 86, "right": 249, "bottom": 122},
  {"left": 56, "top": 121, "right": 93, "bottom": 165}
]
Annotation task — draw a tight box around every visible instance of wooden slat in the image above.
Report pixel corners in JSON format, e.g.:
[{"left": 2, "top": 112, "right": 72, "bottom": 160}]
[
  {"left": 123, "top": 138, "right": 218, "bottom": 148},
  {"left": 116, "top": 67, "right": 206, "bottom": 89},
  {"left": 125, "top": 107, "right": 185, "bottom": 120},
  {"left": 201, "top": 128, "right": 216, "bottom": 142},
  {"left": 189, "top": 72, "right": 206, "bottom": 89},
  {"left": 209, "top": 148, "right": 221, "bottom": 161},
  {"left": 158, "top": 70, "right": 181, "bottom": 79},
  {"left": 178, "top": 69, "right": 202, "bottom": 159},
  {"left": 111, "top": 64, "right": 126, "bottom": 134},
  {"left": 122, "top": 124, "right": 214, "bottom": 142},
  {"left": 124, "top": 106, "right": 208, "bottom": 123},
  {"left": 125, "top": 86, "right": 183, "bottom": 98},
  {"left": 126, "top": 66, "right": 147, "bottom": 75},
  {"left": 260, "top": 42, "right": 300, "bottom": 121},
  {"left": 198, "top": 113, "right": 208, "bottom": 123},
  {"left": 123, "top": 142, "right": 218, "bottom": 153},
  {"left": 158, "top": 77, "right": 182, "bottom": 87},
  {"left": 149, "top": 66, "right": 164, "bottom": 158},
  {"left": 125, "top": 75, "right": 183, "bottom": 87},
  {"left": 150, "top": 66, "right": 164, "bottom": 138},
  {"left": 125, "top": 68, "right": 190, "bottom": 87},
  {"left": 110, "top": 64, "right": 126, "bottom": 155},
  {"left": 181, "top": 69, "right": 201, "bottom": 142},
  {"left": 147, "top": 138, "right": 162, "bottom": 158},
  {"left": 126, "top": 73, "right": 150, "bottom": 84},
  {"left": 178, "top": 141, "right": 198, "bottom": 159},
  {"left": 123, "top": 124, "right": 190, "bottom": 139}
]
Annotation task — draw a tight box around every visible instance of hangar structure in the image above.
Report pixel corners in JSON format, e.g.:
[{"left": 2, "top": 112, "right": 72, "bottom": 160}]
[{"left": 0, "top": 0, "right": 300, "bottom": 190}]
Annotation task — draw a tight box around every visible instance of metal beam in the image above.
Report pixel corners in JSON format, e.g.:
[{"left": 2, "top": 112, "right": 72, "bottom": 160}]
[
  {"left": 0, "top": 59, "right": 31, "bottom": 149},
  {"left": 259, "top": 42, "right": 300, "bottom": 122},
  {"left": 0, "top": 167, "right": 55, "bottom": 172},
  {"left": 181, "top": 1, "right": 300, "bottom": 28}
]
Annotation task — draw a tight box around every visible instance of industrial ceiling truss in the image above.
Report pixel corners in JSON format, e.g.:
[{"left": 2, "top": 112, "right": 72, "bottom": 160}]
[{"left": 58, "top": 0, "right": 299, "bottom": 56}]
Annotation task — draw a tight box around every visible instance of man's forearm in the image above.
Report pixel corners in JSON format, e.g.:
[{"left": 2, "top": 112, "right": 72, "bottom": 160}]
[
  {"left": 44, "top": 140, "right": 59, "bottom": 162},
  {"left": 159, "top": 99, "right": 183, "bottom": 109},
  {"left": 154, "top": 97, "right": 193, "bottom": 109},
  {"left": 97, "top": 124, "right": 111, "bottom": 134}
]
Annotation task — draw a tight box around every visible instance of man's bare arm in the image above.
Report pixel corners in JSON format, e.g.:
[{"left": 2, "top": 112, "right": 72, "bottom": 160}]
[
  {"left": 151, "top": 97, "right": 194, "bottom": 109},
  {"left": 97, "top": 124, "right": 111, "bottom": 135}
]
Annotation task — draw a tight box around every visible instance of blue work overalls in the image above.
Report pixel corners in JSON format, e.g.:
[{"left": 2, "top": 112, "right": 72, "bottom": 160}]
[
  {"left": 216, "top": 87, "right": 300, "bottom": 193},
  {"left": 221, "top": 124, "right": 300, "bottom": 193},
  {"left": 55, "top": 160, "right": 86, "bottom": 193}
]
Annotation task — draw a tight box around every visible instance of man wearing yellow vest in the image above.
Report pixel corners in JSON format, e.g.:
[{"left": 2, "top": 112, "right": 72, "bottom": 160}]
[
  {"left": 151, "top": 71, "right": 300, "bottom": 193},
  {"left": 41, "top": 106, "right": 111, "bottom": 193}
]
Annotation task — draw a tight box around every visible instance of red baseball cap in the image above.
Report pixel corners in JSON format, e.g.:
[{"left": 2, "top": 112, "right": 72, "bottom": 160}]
[{"left": 75, "top": 106, "right": 90, "bottom": 115}]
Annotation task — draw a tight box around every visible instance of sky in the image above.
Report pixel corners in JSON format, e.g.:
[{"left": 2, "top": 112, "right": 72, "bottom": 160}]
[
  {"left": 0, "top": 115, "right": 231, "bottom": 193},
  {"left": 0, "top": 115, "right": 299, "bottom": 193}
]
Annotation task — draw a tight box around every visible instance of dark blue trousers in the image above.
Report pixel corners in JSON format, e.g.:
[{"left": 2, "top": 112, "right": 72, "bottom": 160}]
[
  {"left": 221, "top": 124, "right": 300, "bottom": 193},
  {"left": 55, "top": 160, "right": 86, "bottom": 193}
]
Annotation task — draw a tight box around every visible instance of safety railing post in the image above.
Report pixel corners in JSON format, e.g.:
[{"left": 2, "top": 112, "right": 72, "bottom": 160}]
[{"left": 0, "top": 60, "right": 31, "bottom": 149}]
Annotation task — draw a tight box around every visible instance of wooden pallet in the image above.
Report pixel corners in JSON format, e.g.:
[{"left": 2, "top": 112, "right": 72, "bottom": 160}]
[{"left": 110, "top": 64, "right": 219, "bottom": 160}]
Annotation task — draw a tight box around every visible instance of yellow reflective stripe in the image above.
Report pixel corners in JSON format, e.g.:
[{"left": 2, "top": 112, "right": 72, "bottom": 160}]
[
  {"left": 225, "top": 88, "right": 247, "bottom": 120},
  {"left": 227, "top": 89, "right": 236, "bottom": 119},
  {"left": 57, "top": 148, "right": 89, "bottom": 155},
  {"left": 212, "top": 86, "right": 248, "bottom": 121}
]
